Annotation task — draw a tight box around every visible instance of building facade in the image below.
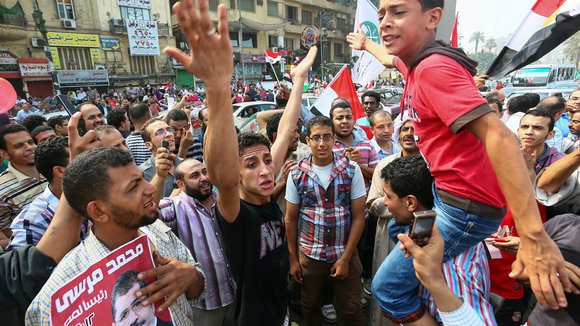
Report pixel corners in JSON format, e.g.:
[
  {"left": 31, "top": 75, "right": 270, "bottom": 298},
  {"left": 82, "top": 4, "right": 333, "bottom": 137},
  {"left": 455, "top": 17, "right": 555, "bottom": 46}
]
[{"left": 0, "top": 0, "right": 175, "bottom": 98}]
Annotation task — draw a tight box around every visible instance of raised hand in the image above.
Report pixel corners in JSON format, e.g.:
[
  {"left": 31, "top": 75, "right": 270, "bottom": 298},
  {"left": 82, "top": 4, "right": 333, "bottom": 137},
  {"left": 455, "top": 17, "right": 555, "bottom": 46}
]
[
  {"left": 347, "top": 24, "right": 367, "bottom": 51},
  {"left": 67, "top": 112, "right": 102, "bottom": 159},
  {"left": 290, "top": 46, "right": 317, "bottom": 79}
]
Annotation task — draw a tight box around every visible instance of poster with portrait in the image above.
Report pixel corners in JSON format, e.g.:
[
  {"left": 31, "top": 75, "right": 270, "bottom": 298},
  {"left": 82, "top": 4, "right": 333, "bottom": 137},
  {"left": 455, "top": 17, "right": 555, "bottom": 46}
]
[{"left": 50, "top": 235, "right": 173, "bottom": 326}]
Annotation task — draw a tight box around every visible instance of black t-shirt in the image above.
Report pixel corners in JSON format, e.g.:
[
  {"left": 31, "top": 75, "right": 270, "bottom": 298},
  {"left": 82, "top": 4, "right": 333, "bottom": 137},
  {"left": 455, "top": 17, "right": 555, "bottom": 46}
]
[{"left": 217, "top": 198, "right": 289, "bottom": 326}]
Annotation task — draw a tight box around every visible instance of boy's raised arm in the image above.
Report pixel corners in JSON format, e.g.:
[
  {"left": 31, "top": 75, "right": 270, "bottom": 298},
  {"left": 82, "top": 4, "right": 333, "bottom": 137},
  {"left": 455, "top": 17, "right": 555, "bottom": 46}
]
[{"left": 165, "top": 0, "right": 240, "bottom": 222}]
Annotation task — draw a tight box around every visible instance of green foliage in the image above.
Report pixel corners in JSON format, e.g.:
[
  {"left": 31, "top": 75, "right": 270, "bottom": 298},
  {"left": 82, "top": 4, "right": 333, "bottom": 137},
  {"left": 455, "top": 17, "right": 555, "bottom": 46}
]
[
  {"left": 470, "top": 31, "right": 485, "bottom": 53},
  {"left": 468, "top": 51, "right": 497, "bottom": 75}
]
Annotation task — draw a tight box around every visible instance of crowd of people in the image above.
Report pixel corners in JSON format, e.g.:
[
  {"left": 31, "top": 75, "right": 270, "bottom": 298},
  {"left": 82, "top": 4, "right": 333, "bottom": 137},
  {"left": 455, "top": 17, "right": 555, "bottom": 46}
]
[{"left": 0, "top": 0, "right": 579, "bottom": 325}]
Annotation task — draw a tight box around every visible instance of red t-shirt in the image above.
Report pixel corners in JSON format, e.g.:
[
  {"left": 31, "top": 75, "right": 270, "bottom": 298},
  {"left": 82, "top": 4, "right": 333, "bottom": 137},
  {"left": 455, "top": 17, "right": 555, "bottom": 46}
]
[
  {"left": 396, "top": 55, "right": 506, "bottom": 208},
  {"left": 489, "top": 204, "right": 546, "bottom": 299}
]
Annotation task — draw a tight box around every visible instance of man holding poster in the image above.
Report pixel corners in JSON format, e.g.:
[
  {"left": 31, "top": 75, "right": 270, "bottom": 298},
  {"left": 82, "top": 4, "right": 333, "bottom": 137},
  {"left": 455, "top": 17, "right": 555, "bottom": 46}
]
[{"left": 26, "top": 147, "right": 206, "bottom": 325}]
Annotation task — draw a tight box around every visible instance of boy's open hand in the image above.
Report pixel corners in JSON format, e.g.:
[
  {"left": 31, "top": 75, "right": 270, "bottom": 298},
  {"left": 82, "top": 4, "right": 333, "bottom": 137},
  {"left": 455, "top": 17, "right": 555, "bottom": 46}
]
[{"left": 291, "top": 46, "right": 317, "bottom": 79}]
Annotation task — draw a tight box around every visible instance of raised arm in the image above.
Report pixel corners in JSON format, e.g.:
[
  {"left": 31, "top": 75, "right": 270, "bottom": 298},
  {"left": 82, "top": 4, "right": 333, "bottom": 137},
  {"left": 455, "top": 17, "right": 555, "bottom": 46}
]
[
  {"left": 466, "top": 112, "right": 571, "bottom": 309},
  {"left": 165, "top": 0, "right": 239, "bottom": 222},
  {"left": 347, "top": 24, "right": 397, "bottom": 68},
  {"left": 537, "top": 148, "right": 580, "bottom": 193},
  {"left": 271, "top": 47, "right": 317, "bottom": 174}
]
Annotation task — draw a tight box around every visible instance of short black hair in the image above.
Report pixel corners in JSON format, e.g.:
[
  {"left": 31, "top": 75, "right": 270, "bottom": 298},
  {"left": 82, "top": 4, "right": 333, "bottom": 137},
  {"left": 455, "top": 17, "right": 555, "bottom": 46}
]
[
  {"left": 329, "top": 98, "right": 352, "bottom": 119},
  {"left": 362, "top": 91, "right": 380, "bottom": 105},
  {"left": 485, "top": 91, "right": 501, "bottom": 101},
  {"left": 111, "top": 269, "right": 146, "bottom": 320},
  {"left": 380, "top": 154, "right": 434, "bottom": 209},
  {"left": 21, "top": 115, "right": 47, "bottom": 133},
  {"left": 165, "top": 109, "right": 188, "bottom": 123},
  {"left": 306, "top": 115, "right": 334, "bottom": 137},
  {"left": 35, "top": 136, "right": 69, "bottom": 183},
  {"left": 174, "top": 158, "right": 198, "bottom": 182},
  {"left": 128, "top": 103, "right": 151, "bottom": 123},
  {"left": 106, "top": 109, "right": 127, "bottom": 129},
  {"left": 507, "top": 96, "right": 531, "bottom": 115},
  {"left": 487, "top": 99, "right": 503, "bottom": 112},
  {"left": 0, "top": 124, "right": 29, "bottom": 151},
  {"left": 63, "top": 147, "right": 134, "bottom": 217},
  {"left": 523, "top": 93, "right": 541, "bottom": 108},
  {"left": 266, "top": 112, "right": 283, "bottom": 143},
  {"left": 275, "top": 95, "right": 288, "bottom": 109},
  {"left": 31, "top": 125, "right": 54, "bottom": 144},
  {"left": 47, "top": 115, "right": 68, "bottom": 129},
  {"left": 238, "top": 132, "right": 271, "bottom": 156},
  {"left": 419, "top": 0, "right": 444, "bottom": 11},
  {"left": 198, "top": 107, "right": 208, "bottom": 121},
  {"left": 536, "top": 96, "right": 566, "bottom": 116},
  {"left": 522, "top": 108, "right": 555, "bottom": 132}
]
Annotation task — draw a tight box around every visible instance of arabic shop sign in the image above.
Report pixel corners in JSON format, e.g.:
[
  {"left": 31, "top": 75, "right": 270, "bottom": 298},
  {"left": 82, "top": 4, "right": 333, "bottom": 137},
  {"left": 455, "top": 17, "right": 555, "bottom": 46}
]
[
  {"left": 57, "top": 70, "right": 109, "bottom": 86},
  {"left": 18, "top": 59, "right": 51, "bottom": 77},
  {"left": 126, "top": 19, "right": 160, "bottom": 56},
  {"left": 101, "top": 38, "right": 121, "bottom": 51},
  {"left": 47, "top": 32, "right": 100, "bottom": 48}
]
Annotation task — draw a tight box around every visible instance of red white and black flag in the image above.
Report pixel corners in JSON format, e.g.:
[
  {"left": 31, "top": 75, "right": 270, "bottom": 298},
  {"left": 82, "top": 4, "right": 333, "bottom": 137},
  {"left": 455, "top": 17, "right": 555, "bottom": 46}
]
[{"left": 487, "top": 0, "right": 580, "bottom": 78}]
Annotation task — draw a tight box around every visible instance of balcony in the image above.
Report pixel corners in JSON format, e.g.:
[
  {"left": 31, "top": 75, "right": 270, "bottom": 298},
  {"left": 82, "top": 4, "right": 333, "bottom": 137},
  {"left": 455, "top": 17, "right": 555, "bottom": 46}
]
[{"left": 0, "top": 14, "right": 27, "bottom": 41}]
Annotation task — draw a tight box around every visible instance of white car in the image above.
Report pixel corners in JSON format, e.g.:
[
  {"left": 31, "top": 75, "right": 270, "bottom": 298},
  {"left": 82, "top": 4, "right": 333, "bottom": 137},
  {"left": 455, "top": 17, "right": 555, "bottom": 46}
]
[{"left": 232, "top": 101, "right": 277, "bottom": 118}]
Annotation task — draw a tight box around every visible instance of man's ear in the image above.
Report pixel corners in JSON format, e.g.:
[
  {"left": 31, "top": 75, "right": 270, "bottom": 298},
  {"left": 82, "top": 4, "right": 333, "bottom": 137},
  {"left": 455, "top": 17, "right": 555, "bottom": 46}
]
[
  {"left": 53, "top": 166, "right": 66, "bottom": 179},
  {"left": 426, "top": 7, "right": 443, "bottom": 31},
  {"left": 144, "top": 141, "right": 154, "bottom": 151},
  {"left": 547, "top": 129, "right": 556, "bottom": 140},
  {"left": 86, "top": 201, "right": 110, "bottom": 224},
  {"left": 176, "top": 180, "right": 185, "bottom": 191},
  {"left": 406, "top": 195, "right": 419, "bottom": 212},
  {"left": 0, "top": 149, "right": 10, "bottom": 161}
]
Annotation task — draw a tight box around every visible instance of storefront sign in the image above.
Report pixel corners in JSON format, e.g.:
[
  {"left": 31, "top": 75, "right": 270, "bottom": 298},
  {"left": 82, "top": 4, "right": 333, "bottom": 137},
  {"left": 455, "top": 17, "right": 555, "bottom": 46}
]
[
  {"left": 50, "top": 47, "right": 61, "bottom": 69},
  {"left": 241, "top": 54, "right": 267, "bottom": 63},
  {"left": 90, "top": 48, "right": 102, "bottom": 65},
  {"left": 18, "top": 59, "right": 51, "bottom": 78},
  {"left": 101, "top": 38, "right": 121, "bottom": 51},
  {"left": 47, "top": 32, "right": 100, "bottom": 48},
  {"left": 117, "top": 0, "right": 151, "bottom": 9},
  {"left": 0, "top": 52, "right": 19, "bottom": 77},
  {"left": 126, "top": 19, "right": 159, "bottom": 55},
  {"left": 57, "top": 70, "right": 109, "bottom": 86}
]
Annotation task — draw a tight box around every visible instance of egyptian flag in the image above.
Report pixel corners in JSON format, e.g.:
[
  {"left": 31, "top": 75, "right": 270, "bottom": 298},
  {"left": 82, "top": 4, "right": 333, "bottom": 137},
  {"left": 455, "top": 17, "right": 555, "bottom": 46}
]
[
  {"left": 283, "top": 70, "right": 292, "bottom": 83},
  {"left": 487, "top": 0, "right": 580, "bottom": 78},
  {"left": 451, "top": 12, "right": 459, "bottom": 47},
  {"left": 264, "top": 50, "right": 284, "bottom": 64},
  {"left": 310, "top": 65, "right": 364, "bottom": 120}
]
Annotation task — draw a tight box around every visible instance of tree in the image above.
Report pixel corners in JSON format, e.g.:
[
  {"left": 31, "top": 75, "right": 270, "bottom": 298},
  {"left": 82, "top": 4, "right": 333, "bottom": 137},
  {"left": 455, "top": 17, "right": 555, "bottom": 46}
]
[
  {"left": 470, "top": 31, "right": 485, "bottom": 53},
  {"left": 468, "top": 52, "right": 496, "bottom": 75},
  {"left": 563, "top": 31, "right": 580, "bottom": 66},
  {"left": 484, "top": 38, "right": 497, "bottom": 54}
]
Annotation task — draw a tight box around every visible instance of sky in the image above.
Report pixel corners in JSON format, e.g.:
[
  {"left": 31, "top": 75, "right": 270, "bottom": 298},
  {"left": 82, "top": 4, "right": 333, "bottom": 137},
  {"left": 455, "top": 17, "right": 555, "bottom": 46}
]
[{"left": 455, "top": 0, "right": 533, "bottom": 52}]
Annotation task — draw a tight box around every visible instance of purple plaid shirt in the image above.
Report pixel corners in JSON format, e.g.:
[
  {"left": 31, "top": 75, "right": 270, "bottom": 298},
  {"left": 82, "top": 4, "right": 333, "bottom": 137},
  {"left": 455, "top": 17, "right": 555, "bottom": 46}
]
[
  {"left": 158, "top": 191, "right": 236, "bottom": 310},
  {"left": 290, "top": 153, "right": 356, "bottom": 262}
]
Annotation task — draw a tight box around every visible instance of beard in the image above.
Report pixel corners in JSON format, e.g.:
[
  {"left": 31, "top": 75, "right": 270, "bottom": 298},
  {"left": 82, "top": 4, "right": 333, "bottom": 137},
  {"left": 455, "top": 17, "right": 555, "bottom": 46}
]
[
  {"left": 111, "top": 204, "right": 158, "bottom": 230},
  {"left": 183, "top": 182, "right": 212, "bottom": 201}
]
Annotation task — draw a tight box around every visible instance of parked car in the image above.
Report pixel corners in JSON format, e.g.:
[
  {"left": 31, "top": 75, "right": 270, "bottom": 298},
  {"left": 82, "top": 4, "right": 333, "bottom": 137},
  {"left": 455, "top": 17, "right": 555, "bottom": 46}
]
[{"left": 232, "top": 101, "right": 277, "bottom": 118}]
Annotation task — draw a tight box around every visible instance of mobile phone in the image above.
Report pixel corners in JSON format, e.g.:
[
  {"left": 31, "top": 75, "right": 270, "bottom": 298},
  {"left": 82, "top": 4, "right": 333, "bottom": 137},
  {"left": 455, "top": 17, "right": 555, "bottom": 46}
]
[
  {"left": 161, "top": 140, "right": 170, "bottom": 150},
  {"left": 408, "top": 210, "right": 437, "bottom": 247},
  {"left": 56, "top": 94, "right": 78, "bottom": 116}
]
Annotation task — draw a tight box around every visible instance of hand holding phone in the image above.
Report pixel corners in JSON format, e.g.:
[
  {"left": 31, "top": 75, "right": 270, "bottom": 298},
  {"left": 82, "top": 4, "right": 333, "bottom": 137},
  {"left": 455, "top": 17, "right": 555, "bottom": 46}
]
[
  {"left": 161, "top": 140, "right": 170, "bottom": 150},
  {"left": 408, "top": 210, "right": 437, "bottom": 247}
]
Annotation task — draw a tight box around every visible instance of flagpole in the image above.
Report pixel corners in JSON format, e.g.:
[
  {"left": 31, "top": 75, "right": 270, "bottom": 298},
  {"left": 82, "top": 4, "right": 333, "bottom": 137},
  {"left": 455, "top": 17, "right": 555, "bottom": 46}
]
[{"left": 269, "top": 61, "right": 281, "bottom": 84}]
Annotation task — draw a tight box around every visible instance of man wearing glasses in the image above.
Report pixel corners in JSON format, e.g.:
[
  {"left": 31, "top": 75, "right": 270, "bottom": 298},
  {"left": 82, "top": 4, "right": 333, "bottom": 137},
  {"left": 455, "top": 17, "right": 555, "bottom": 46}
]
[
  {"left": 139, "top": 118, "right": 182, "bottom": 198},
  {"left": 164, "top": 109, "right": 203, "bottom": 161}
]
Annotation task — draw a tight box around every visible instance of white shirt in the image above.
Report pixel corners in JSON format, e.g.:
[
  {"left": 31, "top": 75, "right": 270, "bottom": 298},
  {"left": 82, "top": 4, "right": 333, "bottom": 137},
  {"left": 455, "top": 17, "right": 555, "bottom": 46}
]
[{"left": 505, "top": 112, "right": 525, "bottom": 134}]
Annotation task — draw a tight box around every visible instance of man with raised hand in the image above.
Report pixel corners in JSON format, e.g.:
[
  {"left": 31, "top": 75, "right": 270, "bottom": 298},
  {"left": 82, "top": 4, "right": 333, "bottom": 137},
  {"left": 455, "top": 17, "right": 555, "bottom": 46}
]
[{"left": 165, "top": 1, "right": 316, "bottom": 324}]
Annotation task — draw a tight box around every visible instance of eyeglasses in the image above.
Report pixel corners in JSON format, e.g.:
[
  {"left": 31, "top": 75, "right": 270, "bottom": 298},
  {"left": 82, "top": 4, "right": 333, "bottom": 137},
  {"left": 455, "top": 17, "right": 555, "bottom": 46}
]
[
  {"left": 309, "top": 135, "right": 334, "bottom": 143},
  {"left": 154, "top": 128, "right": 175, "bottom": 137}
]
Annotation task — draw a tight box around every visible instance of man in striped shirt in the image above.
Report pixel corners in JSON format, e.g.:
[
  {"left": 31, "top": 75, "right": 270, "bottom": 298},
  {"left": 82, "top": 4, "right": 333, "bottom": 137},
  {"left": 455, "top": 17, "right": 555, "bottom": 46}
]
[
  {"left": 158, "top": 158, "right": 235, "bottom": 325},
  {"left": 0, "top": 125, "right": 47, "bottom": 247},
  {"left": 126, "top": 103, "right": 153, "bottom": 166}
]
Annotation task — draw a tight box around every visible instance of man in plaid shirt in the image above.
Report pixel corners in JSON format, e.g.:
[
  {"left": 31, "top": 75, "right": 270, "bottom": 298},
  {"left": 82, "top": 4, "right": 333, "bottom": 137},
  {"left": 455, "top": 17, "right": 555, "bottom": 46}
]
[{"left": 285, "top": 115, "right": 366, "bottom": 325}]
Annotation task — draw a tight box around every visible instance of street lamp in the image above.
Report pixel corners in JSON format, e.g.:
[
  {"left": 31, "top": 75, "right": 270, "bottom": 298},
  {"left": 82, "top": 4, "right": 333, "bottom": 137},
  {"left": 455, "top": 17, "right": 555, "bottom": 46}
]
[{"left": 32, "top": 0, "right": 59, "bottom": 95}]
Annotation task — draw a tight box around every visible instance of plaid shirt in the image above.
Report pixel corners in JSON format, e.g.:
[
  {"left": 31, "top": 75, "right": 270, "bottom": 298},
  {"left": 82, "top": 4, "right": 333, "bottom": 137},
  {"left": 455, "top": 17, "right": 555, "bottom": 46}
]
[
  {"left": 290, "top": 153, "right": 356, "bottom": 263},
  {"left": 158, "top": 191, "right": 236, "bottom": 310},
  {"left": 0, "top": 163, "right": 47, "bottom": 231},
  {"left": 25, "top": 220, "right": 207, "bottom": 325},
  {"left": 7, "top": 187, "right": 90, "bottom": 250},
  {"left": 333, "top": 136, "right": 379, "bottom": 192}
]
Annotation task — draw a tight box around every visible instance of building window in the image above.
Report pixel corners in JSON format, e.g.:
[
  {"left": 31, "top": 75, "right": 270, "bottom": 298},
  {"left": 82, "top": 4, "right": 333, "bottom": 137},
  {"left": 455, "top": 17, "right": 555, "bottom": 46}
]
[
  {"left": 285, "top": 6, "right": 298, "bottom": 23},
  {"left": 240, "top": 0, "right": 254, "bottom": 12},
  {"left": 209, "top": 0, "right": 219, "bottom": 11},
  {"left": 129, "top": 55, "right": 156, "bottom": 75},
  {"left": 56, "top": 0, "right": 75, "bottom": 20},
  {"left": 267, "top": 1, "right": 278, "bottom": 17},
  {"left": 268, "top": 35, "right": 278, "bottom": 48},
  {"left": 302, "top": 10, "right": 312, "bottom": 25},
  {"left": 120, "top": 7, "right": 151, "bottom": 20},
  {"left": 284, "top": 37, "right": 295, "bottom": 50},
  {"left": 334, "top": 43, "right": 343, "bottom": 57},
  {"left": 57, "top": 47, "right": 92, "bottom": 70},
  {"left": 230, "top": 32, "right": 258, "bottom": 48}
]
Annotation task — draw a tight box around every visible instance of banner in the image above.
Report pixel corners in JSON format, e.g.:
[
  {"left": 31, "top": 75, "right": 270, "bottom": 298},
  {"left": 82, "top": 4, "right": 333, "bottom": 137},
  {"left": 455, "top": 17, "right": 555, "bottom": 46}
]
[
  {"left": 56, "top": 70, "right": 109, "bottom": 86},
  {"left": 487, "top": 0, "right": 580, "bottom": 78},
  {"left": 46, "top": 32, "right": 100, "bottom": 47},
  {"left": 351, "top": 0, "right": 385, "bottom": 85},
  {"left": 126, "top": 19, "right": 160, "bottom": 56},
  {"left": 18, "top": 59, "right": 51, "bottom": 78},
  {"left": 117, "top": 0, "right": 151, "bottom": 9},
  {"left": 310, "top": 65, "right": 365, "bottom": 120},
  {"left": 50, "top": 235, "right": 173, "bottom": 326}
]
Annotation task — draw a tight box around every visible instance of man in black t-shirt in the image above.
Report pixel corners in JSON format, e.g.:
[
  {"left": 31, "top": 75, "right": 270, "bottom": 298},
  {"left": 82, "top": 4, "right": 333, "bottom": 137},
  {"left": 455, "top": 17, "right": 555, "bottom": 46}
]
[{"left": 166, "top": 2, "right": 318, "bottom": 324}]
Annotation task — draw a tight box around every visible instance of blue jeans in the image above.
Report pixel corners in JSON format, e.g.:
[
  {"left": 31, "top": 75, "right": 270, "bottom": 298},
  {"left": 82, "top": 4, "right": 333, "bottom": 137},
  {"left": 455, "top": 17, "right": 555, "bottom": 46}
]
[{"left": 371, "top": 183, "right": 502, "bottom": 319}]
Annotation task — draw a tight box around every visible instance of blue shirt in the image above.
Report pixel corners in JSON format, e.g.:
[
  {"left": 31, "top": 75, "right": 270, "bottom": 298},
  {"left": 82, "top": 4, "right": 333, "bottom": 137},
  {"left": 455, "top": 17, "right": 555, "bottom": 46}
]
[
  {"left": 370, "top": 137, "right": 400, "bottom": 160},
  {"left": 556, "top": 114, "right": 571, "bottom": 138}
]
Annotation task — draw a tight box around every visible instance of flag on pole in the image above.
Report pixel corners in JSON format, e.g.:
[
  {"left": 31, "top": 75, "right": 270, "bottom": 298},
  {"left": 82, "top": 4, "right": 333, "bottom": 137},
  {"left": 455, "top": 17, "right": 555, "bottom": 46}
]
[
  {"left": 351, "top": 0, "right": 385, "bottom": 85},
  {"left": 283, "top": 70, "right": 292, "bottom": 83},
  {"left": 451, "top": 12, "right": 459, "bottom": 47},
  {"left": 310, "top": 65, "right": 365, "bottom": 120},
  {"left": 264, "top": 50, "right": 284, "bottom": 64},
  {"left": 487, "top": 0, "right": 580, "bottom": 78}
]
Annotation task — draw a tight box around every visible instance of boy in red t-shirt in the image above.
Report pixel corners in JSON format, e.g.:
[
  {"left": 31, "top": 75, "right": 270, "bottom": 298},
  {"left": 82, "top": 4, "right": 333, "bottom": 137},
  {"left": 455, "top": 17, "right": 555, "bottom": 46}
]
[{"left": 354, "top": 0, "right": 571, "bottom": 324}]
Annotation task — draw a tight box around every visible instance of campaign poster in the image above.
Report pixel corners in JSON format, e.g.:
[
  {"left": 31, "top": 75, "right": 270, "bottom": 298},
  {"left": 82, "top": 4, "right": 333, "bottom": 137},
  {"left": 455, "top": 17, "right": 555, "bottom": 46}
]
[{"left": 50, "top": 235, "right": 173, "bottom": 326}]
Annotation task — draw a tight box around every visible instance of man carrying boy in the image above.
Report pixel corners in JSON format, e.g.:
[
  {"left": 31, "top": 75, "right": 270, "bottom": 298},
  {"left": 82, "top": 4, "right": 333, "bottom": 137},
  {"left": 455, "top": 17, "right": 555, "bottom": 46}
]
[
  {"left": 285, "top": 115, "right": 366, "bottom": 325},
  {"left": 365, "top": 0, "right": 569, "bottom": 323}
]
